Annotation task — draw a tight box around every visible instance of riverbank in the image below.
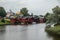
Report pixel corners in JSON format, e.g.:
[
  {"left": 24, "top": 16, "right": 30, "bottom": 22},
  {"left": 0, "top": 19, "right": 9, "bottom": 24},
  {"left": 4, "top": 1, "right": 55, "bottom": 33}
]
[
  {"left": 0, "top": 22, "right": 11, "bottom": 26},
  {"left": 0, "top": 21, "right": 11, "bottom": 26},
  {"left": 45, "top": 25, "right": 60, "bottom": 36}
]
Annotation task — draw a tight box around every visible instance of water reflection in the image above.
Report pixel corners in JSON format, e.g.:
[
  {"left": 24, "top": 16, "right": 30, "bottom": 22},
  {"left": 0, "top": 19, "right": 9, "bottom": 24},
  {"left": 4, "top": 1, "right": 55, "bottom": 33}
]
[
  {"left": 45, "top": 25, "right": 60, "bottom": 40},
  {"left": 0, "top": 26, "right": 6, "bottom": 40},
  {"left": 5, "top": 25, "right": 28, "bottom": 40},
  {"left": 53, "top": 36, "right": 60, "bottom": 40},
  {"left": 20, "top": 25, "right": 28, "bottom": 40},
  {"left": 0, "top": 26, "right": 6, "bottom": 32},
  {"left": 46, "top": 32, "right": 60, "bottom": 40},
  {"left": 0, "top": 24, "right": 60, "bottom": 40}
]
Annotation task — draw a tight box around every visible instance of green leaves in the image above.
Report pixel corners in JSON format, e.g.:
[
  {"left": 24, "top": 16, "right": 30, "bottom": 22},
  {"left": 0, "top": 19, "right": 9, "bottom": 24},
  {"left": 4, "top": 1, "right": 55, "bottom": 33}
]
[
  {"left": 45, "top": 6, "right": 60, "bottom": 23},
  {"left": 52, "top": 6, "right": 60, "bottom": 14},
  {"left": 0, "top": 7, "right": 6, "bottom": 17},
  {"left": 20, "top": 8, "right": 29, "bottom": 16}
]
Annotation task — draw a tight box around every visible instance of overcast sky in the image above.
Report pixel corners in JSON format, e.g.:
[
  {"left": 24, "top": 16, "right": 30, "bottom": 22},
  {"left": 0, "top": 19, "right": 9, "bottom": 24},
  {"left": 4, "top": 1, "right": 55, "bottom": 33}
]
[{"left": 0, "top": 0, "right": 59, "bottom": 15}]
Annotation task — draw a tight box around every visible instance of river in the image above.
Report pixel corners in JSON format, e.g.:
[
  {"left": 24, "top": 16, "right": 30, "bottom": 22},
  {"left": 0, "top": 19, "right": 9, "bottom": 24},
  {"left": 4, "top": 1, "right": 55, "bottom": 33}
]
[{"left": 0, "top": 23, "right": 60, "bottom": 40}]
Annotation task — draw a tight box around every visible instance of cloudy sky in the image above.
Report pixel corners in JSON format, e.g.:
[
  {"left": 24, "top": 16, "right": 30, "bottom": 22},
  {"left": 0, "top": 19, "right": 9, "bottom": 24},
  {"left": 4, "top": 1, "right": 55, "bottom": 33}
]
[{"left": 0, "top": 0, "right": 59, "bottom": 15}]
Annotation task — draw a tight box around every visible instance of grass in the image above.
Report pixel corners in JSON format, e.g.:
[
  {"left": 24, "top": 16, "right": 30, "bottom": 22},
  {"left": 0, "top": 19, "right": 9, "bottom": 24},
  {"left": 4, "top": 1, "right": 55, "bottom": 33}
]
[
  {"left": 45, "top": 25, "right": 60, "bottom": 35},
  {"left": 0, "top": 19, "right": 11, "bottom": 26},
  {"left": 0, "top": 22, "right": 10, "bottom": 26}
]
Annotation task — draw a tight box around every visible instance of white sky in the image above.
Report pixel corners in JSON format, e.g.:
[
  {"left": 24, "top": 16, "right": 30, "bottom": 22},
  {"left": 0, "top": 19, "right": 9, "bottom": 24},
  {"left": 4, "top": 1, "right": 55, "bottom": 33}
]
[{"left": 0, "top": 0, "right": 59, "bottom": 15}]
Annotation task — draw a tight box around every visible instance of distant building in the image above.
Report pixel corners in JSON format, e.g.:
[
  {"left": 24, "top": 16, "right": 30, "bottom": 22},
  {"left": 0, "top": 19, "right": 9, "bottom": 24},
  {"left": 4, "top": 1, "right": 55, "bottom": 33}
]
[{"left": 6, "top": 10, "right": 15, "bottom": 18}]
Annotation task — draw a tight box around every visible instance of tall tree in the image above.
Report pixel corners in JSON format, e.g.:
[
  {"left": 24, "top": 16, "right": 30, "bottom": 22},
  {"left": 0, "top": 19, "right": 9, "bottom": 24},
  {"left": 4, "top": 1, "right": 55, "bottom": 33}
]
[
  {"left": 52, "top": 6, "right": 60, "bottom": 23},
  {"left": 52, "top": 6, "right": 60, "bottom": 14},
  {"left": 44, "top": 12, "right": 52, "bottom": 23},
  {"left": 0, "top": 7, "right": 6, "bottom": 17},
  {"left": 44, "top": 12, "right": 50, "bottom": 18},
  {"left": 20, "top": 8, "right": 29, "bottom": 16}
]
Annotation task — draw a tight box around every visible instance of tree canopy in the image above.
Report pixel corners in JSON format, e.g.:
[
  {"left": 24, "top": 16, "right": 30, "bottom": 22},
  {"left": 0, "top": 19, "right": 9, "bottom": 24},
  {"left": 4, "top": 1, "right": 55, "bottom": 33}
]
[
  {"left": 0, "top": 7, "right": 6, "bottom": 17},
  {"left": 20, "top": 8, "right": 29, "bottom": 16},
  {"left": 44, "top": 12, "right": 51, "bottom": 18},
  {"left": 52, "top": 6, "right": 60, "bottom": 23},
  {"left": 45, "top": 6, "right": 60, "bottom": 23},
  {"left": 52, "top": 6, "right": 60, "bottom": 15}
]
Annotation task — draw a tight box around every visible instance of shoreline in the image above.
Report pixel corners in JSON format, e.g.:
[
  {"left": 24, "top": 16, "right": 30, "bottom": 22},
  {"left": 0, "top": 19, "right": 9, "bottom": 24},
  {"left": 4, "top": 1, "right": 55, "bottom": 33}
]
[{"left": 45, "top": 25, "right": 60, "bottom": 36}]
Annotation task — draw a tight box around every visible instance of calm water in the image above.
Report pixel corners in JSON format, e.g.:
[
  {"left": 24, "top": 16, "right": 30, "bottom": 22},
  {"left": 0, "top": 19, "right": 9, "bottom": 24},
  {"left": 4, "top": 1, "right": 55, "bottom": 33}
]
[{"left": 0, "top": 23, "right": 60, "bottom": 40}]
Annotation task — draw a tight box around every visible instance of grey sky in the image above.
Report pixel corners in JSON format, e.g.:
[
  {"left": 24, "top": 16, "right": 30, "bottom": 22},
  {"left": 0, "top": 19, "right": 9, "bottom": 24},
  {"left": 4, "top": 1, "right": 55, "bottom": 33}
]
[{"left": 0, "top": 0, "right": 59, "bottom": 15}]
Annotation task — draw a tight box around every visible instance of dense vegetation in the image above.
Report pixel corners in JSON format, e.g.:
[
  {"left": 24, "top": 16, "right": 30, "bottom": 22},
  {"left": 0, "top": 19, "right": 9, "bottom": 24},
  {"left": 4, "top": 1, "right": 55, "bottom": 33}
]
[
  {"left": 45, "top": 6, "right": 60, "bottom": 35},
  {"left": 46, "top": 25, "right": 60, "bottom": 35},
  {"left": 0, "top": 7, "right": 6, "bottom": 17},
  {"left": 45, "top": 6, "right": 60, "bottom": 24},
  {"left": 20, "top": 8, "right": 30, "bottom": 16}
]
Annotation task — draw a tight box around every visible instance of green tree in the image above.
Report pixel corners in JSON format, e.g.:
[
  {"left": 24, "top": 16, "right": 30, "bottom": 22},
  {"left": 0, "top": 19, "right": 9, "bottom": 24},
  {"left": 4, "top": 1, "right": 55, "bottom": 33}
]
[
  {"left": 1, "top": 18, "right": 5, "bottom": 23},
  {"left": 44, "top": 12, "right": 50, "bottom": 18},
  {"left": 44, "top": 12, "right": 55, "bottom": 23},
  {"left": 44, "top": 12, "right": 51, "bottom": 21},
  {"left": 40, "top": 15, "right": 43, "bottom": 17},
  {"left": 52, "top": 6, "right": 60, "bottom": 23},
  {"left": 0, "top": 7, "right": 6, "bottom": 17},
  {"left": 52, "top": 6, "right": 60, "bottom": 15},
  {"left": 20, "top": 8, "right": 29, "bottom": 16}
]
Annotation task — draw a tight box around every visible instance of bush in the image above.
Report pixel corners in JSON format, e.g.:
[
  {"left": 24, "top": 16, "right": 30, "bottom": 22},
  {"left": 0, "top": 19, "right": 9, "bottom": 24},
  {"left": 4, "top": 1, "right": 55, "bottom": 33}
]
[
  {"left": 0, "top": 19, "right": 11, "bottom": 25},
  {"left": 45, "top": 25, "right": 60, "bottom": 35},
  {"left": 1, "top": 19, "right": 5, "bottom": 23},
  {"left": 54, "top": 23, "right": 60, "bottom": 26},
  {"left": 5, "top": 19, "right": 11, "bottom": 24}
]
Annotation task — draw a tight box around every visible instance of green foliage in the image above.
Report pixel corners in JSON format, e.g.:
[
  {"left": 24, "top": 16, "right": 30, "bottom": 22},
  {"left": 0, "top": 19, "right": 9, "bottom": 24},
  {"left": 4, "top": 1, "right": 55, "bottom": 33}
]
[
  {"left": 44, "top": 12, "right": 52, "bottom": 22},
  {"left": 0, "top": 19, "right": 11, "bottom": 25},
  {"left": 45, "top": 12, "right": 50, "bottom": 18},
  {"left": 0, "top": 7, "right": 6, "bottom": 17},
  {"left": 20, "top": 8, "right": 29, "bottom": 16},
  {"left": 5, "top": 19, "right": 11, "bottom": 23},
  {"left": 52, "top": 6, "right": 60, "bottom": 14},
  {"left": 52, "top": 6, "right": 60, "bottom": 23},
  {"left": 40, "top": 15, "right": 43, "bottom": 17},
  {"left": 45, "top": 6, "right": 60, "bottom": 23},
  {"left": 46, "top": 25, "right": 60, "bottom": 35},
  {"left": 1, "top": 19, "right": 5, "bottom": 23}
]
